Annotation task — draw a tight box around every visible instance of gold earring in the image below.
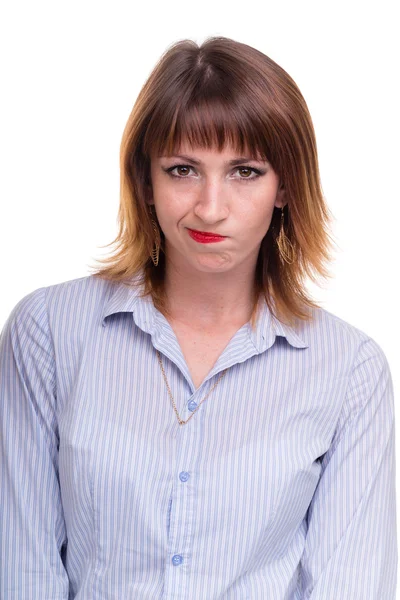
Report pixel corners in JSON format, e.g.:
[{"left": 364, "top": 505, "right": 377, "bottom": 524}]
[
  {"left": 276, "top": 206, "right": 296, "bottom": 265},
  {"left": 150, "top": 211, "right": 160, "bottom": 267}
]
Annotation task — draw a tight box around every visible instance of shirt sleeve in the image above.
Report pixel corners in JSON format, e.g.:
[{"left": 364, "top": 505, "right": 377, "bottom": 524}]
[
  {"left": 0, "top": 288, "right": 69, "bottom": 599},
  {"left": 300, "top": 335, "right": 398, "bottom": 599}
]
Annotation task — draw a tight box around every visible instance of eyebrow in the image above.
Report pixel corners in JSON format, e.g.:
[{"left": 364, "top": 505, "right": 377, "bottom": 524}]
[{"left": 162, "top": 154, "right": 267, "bottom": 166}]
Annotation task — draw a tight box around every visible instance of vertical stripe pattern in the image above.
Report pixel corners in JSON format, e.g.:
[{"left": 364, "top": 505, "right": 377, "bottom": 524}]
[{"left": 0, "top": 274, "right": 397, "bottom": 599}]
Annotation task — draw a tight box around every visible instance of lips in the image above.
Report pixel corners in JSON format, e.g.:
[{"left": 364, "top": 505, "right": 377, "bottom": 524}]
[
  {"left": 187, "top": 228, "right": 227, "bottom": 243},
  {"left": 189, "top": 229, "right": 225, "bottom": 238}
]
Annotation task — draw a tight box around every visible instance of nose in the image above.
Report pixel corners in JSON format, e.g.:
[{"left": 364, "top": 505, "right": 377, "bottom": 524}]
[{"left": 193, "top": 177, "right": 229, "bottom": 224}]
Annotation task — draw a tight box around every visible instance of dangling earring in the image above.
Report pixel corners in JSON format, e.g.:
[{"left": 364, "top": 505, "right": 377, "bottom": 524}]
[
  {"left": 276, "top": 206, "right": 296, "bottom": 265},
  {"left": 150, "top": 208, "right": 160, "bottom": 267}
]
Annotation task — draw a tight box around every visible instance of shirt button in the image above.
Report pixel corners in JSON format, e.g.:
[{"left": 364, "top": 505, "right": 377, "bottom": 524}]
[
  {"left": 179, "top": 471, "right": 190, "bottom": 482},
  {"left": 172, "top": 554, "right": 183, "bottom": 566},
  {"left": 188, "top": 400, "right": 197, "bottom": 412}
]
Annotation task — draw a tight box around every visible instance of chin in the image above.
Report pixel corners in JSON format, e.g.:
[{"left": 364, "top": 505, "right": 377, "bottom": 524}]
[{"left": 192, "top": 255, "right": 234, "bottom": 272}]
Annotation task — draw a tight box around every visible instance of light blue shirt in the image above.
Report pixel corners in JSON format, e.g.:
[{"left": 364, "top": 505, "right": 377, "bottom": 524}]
[{"left": 0, "top": 273, "right": 397, "bottom": 599}]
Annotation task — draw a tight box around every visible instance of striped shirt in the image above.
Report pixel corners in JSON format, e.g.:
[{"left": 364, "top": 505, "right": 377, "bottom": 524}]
[{"left": 0, "top": 273, "right": 397, "bottom": 599}]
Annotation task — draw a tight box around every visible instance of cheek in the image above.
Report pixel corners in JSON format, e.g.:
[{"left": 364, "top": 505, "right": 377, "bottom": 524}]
[
  {"left": 239, "top": 194, "right": 276, "bottom": 231},
  {"left": 153, "top": 183, "right": 194, "bottom": 216},
  {"left": 152, "top": 191, "right": 186, "bottom": 232}
]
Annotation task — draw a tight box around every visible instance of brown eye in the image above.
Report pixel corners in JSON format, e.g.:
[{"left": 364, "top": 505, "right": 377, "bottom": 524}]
[
  {"left": 164, "top": 165, "right": 193, "bottom": 178},
  {"left": 238, "top": 167, "right": 253, "bottom": 178},
  {"left": 235, "top": 167, "right": 264, "bottom": 180},
  {"left": 176, "top": 166, "right": 190, "bottom": 176}
]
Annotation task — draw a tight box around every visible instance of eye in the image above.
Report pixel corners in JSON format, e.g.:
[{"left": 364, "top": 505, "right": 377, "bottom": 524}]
[
  {"left": 164, "top": 165, "right": 194, "bottom": 178},
  {"left": 235, "top": 167, "right": 263, "bottom": 180}
]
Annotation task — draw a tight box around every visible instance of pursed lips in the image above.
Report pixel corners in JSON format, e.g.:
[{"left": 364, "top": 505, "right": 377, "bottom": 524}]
[{"left": 187, "top": 228, "right": 226, "bottom": 238}]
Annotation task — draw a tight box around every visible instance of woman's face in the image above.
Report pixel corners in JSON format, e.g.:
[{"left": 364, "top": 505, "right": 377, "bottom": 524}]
[{"left": 148, "top": 141, "right": 285, "bottom": 276}]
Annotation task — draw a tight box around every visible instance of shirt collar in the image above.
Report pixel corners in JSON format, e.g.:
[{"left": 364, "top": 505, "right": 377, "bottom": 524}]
[
  {"left": 102, "top": 272, "right": 147, "bottom": 323},
  {"left": 248, "top": 295, "right": 309, "bottom": 351},
  {"left": 101, "top": 274, "right": 309, "bottom": 350}
]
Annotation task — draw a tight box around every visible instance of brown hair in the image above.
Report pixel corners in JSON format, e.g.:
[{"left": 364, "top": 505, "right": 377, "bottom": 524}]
[{"left": 90, "top": 36, "right": 336, "bottom": 328}]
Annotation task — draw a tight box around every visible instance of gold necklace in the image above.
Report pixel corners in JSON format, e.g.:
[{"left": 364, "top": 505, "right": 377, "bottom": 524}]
[{"left": 156, "top": 350, "right": 228, "bottom": 425}]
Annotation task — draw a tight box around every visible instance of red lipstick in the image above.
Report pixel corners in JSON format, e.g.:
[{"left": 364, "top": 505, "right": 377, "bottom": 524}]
[{"left": 187, "top": 228, "right": 227, "bottom": 244}]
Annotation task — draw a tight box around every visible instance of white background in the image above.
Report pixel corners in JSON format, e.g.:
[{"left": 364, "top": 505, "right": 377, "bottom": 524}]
[{"left": 1, "top": 0, "right": 399, "bottom": 572}]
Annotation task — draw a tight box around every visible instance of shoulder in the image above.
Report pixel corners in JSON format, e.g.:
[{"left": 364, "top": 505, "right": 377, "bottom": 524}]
[
  {"left": 3, "top": 275, "right": 115, "bottom": 330},
  {"left": 293, "top": 306, "right": 395, "bottom": 444},
  {"left": 1, "top": 276, "right": 126, "bottom": 356},
  {"left": 297, "top": 304, "right": 389, "bottom": 368},
  {"left": 300, "top": 306, "right": 393, "bottom": 412}
]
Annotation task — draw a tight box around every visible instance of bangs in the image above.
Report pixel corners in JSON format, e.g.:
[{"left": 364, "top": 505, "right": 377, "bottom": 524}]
[{"left": 142, "top": 95, "right": 273, "bottom": 162}]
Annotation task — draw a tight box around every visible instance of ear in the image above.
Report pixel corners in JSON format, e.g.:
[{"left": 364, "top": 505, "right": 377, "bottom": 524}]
[{"left": 274, "top": 187, "right": 286, "bottom": 209}]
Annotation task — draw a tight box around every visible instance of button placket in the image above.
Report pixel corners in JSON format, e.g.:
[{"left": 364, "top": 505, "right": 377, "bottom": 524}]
[{"left": 164, "top": 413, "right": 201, "bottom": 598}]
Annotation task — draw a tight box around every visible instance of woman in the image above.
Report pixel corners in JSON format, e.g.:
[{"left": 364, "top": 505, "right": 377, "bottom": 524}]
[{"left": 0, "top": 37, "right": 397, "bottom": 599}]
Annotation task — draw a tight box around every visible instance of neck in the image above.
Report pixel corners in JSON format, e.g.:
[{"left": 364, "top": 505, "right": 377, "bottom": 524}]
[{"left": 163, "top": 260, "right": 258, "bottom": 329}]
